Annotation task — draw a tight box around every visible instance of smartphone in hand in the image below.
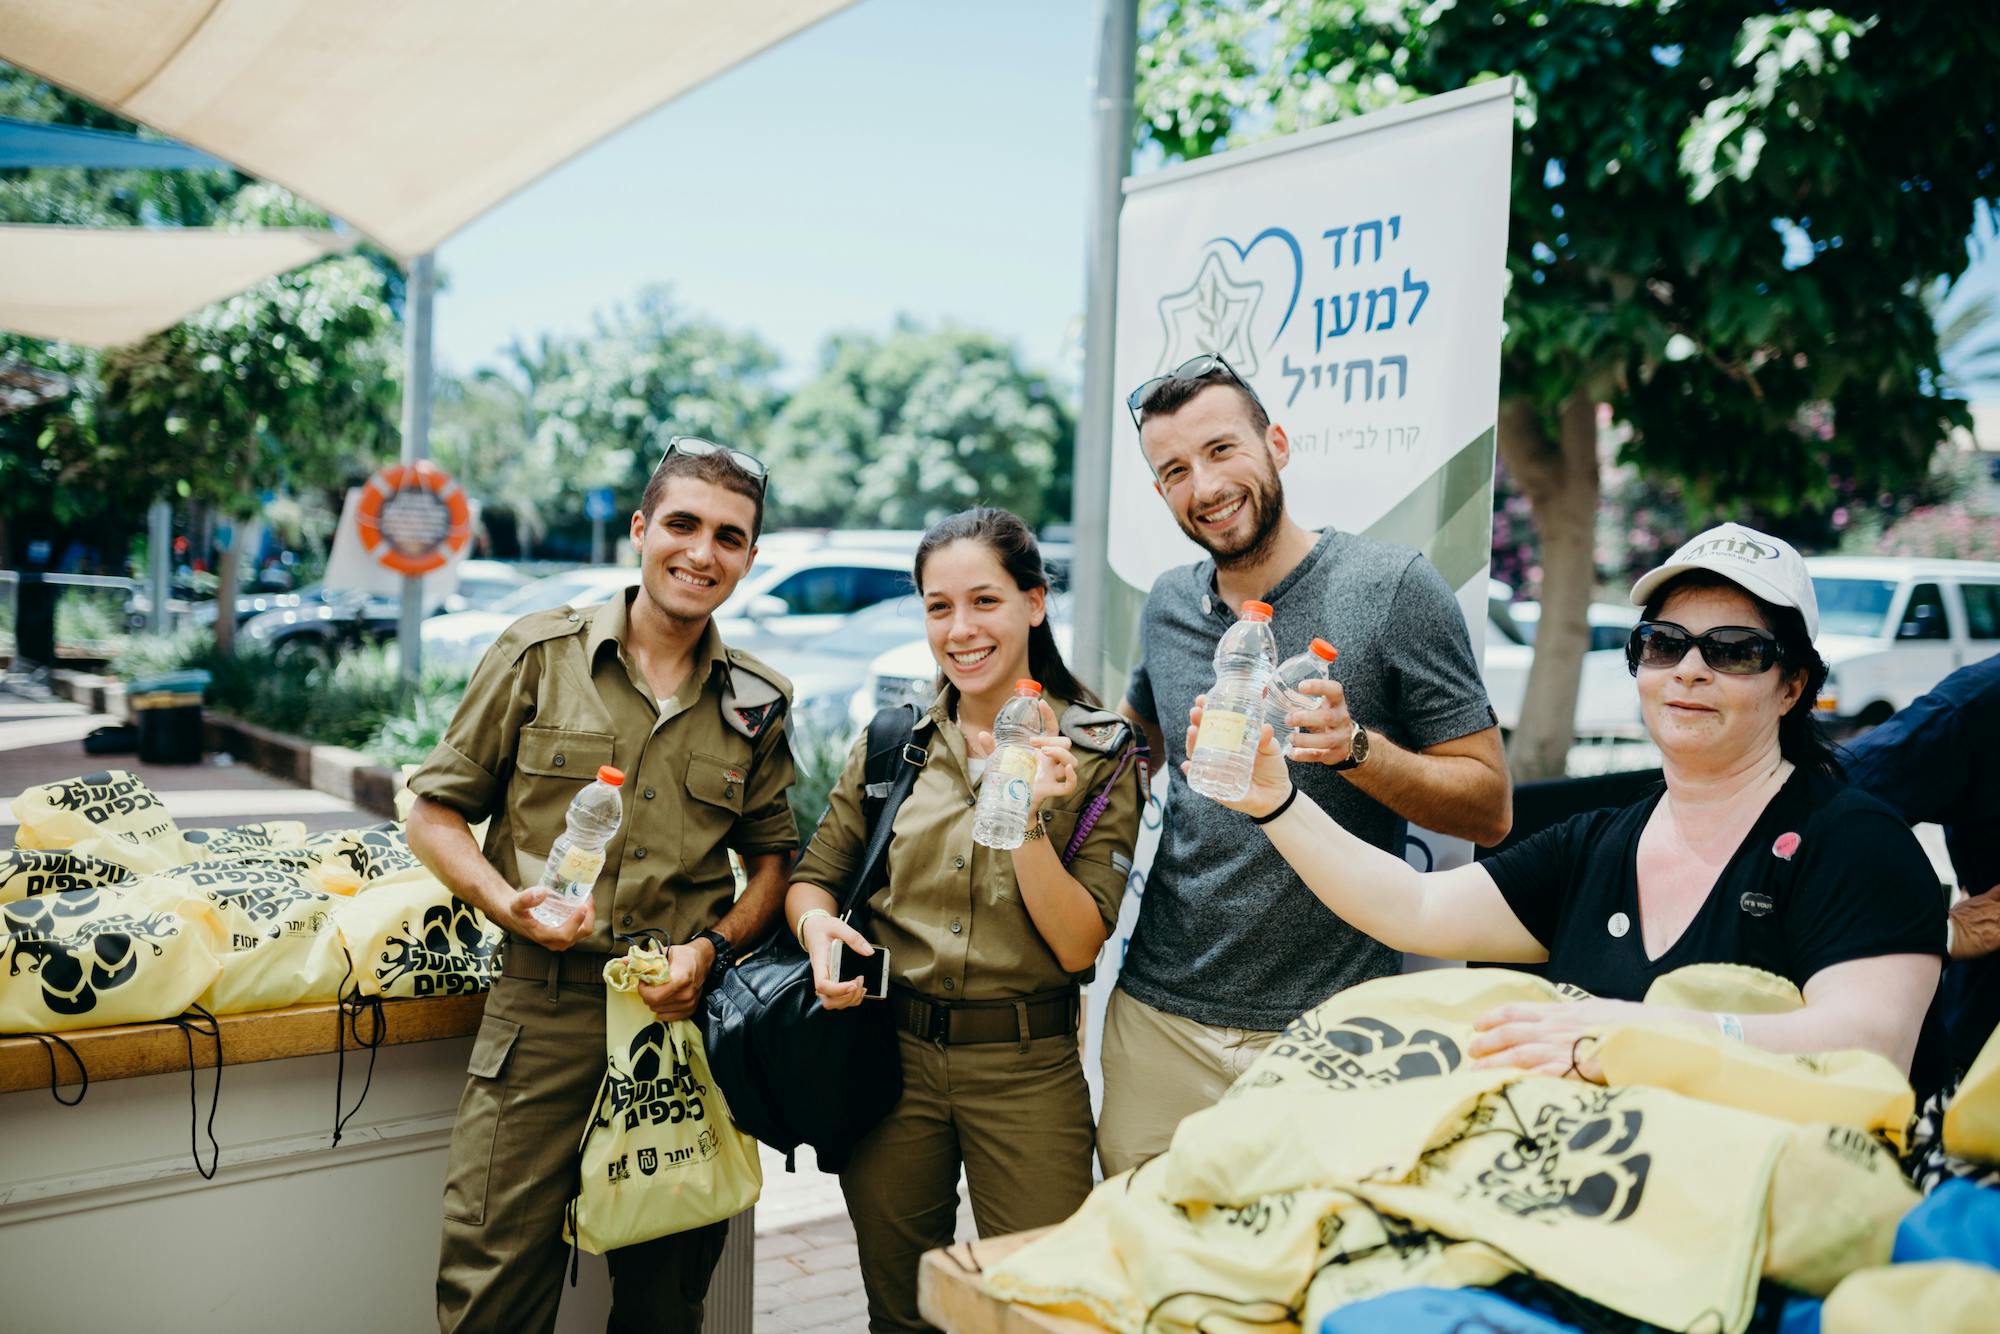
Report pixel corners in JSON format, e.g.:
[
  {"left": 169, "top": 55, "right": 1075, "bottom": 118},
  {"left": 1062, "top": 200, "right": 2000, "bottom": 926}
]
[{"left": 825, "top": 938, "right": 890, "bottom": 999}]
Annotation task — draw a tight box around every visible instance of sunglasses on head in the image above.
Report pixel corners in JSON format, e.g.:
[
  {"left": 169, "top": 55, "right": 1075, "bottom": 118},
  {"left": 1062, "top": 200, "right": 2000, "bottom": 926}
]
[
  {"left": 1625, "top": 620, "right": 1782, "bottom": 677},
  {"left": 1125, "top": 353, "right": 1266, "bottom": 431},
  {"left": 656, "top": 435, "right": 769, "bottom": 492}
]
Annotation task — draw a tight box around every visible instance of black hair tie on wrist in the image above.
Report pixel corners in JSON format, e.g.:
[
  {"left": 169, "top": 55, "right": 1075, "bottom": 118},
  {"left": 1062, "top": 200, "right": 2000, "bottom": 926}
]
[{"left": 1250, "top": 787, "right": 1298, "bottom": 826}]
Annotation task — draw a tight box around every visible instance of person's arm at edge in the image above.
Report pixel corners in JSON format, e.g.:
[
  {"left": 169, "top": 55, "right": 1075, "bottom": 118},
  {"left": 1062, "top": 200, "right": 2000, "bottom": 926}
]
[{"left": 1337, "top": 717, "right": 1512, "bottom": 848}]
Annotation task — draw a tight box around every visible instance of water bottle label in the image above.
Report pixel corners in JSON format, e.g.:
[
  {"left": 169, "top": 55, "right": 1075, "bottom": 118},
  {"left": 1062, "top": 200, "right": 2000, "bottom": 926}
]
[
  {"left": 1003, "top": 777, "right": 1032, "bottom": 805},
  {"left": 996, "top": 747, "right": 1039, "bottom": 783},
  {"left": 556, "top": 846, "right": 605, "bottom": 886},
  {"left": 1193, "top": 709, "right": 1251, "bottom": 755}
]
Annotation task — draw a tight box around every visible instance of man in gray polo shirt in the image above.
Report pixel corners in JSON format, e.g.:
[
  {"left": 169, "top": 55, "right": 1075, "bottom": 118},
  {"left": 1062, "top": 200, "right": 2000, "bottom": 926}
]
[{"left": 1098, "top": 356, "right": 1512, "bottom": 1176}]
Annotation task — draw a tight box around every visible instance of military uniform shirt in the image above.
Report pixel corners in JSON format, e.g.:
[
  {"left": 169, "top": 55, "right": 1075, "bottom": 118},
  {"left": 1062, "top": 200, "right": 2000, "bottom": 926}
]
[
  {"left": 408, "top": 588, "right": 798, "bottom": 952},
  {"left": 792, "top": 693, "right": 1142, "bottom": 1001}
]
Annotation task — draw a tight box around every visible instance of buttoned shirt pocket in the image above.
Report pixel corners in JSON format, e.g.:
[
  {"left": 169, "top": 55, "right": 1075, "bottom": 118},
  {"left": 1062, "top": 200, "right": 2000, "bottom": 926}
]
[
  {"left": 509, "top": 726, "right": 616, "bottom": 868},
  {"left": 681, "top": 750, "right": 748, "bottom": 873}
]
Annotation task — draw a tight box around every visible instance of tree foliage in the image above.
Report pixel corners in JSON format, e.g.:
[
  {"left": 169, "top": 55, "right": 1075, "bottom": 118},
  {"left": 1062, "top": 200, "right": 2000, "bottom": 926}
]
[{"left": 765, "top": 323, "right": 1076, "bottom": 531}]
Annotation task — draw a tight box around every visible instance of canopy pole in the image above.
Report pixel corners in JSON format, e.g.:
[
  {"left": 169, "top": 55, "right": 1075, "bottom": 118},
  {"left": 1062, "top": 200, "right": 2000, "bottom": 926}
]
[
  {"left": 1071, "top": 0, "right": 1136, "bottom": 698},
  {"left": 397, "top": 252, "right": 436, "bottom": 687}
]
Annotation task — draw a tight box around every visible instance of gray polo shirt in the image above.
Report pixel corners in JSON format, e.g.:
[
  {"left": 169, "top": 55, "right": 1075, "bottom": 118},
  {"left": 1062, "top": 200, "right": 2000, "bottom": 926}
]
[{"left": 1123, "top": 528, "right": 1495, "bottom": 1029}]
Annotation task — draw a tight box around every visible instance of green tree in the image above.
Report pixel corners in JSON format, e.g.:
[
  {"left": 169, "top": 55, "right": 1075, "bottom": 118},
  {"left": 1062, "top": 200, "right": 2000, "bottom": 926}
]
[
  {"left": 512, "top": 288, "right": 782, "bottom": 546},
  {"left": 764, "top": 323, "right": 1076, "bottom": 531},
  {"left": 429, "top": 370, "right": 555, "bottom": 554},
  {"left": 1138, "top": 0, "right": 1999, "bottom": 777},
  {"left": 95, "top": 186, "right": 401, "bottom": 653}
]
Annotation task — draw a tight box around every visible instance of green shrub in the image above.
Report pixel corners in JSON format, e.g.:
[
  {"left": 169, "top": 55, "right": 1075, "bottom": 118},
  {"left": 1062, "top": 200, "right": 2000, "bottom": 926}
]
[{"left": 786, "top": 713, "right": 857, "bottom": 845}]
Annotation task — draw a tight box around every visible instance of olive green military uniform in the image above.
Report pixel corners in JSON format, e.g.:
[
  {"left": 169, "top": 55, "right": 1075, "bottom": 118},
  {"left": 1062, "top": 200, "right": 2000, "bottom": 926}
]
[
  {"left": 411, "top": 589, "right": 797, "bottom": 1334},
  {"left": 791, "top": 693, "right": 1143, "bottom": 1334}
]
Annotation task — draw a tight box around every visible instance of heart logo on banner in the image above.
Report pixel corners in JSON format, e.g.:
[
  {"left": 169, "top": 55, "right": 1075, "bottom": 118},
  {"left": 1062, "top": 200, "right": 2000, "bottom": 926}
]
[{"left": 1151, "top": 226, "right": 1303, "bottom": 378}]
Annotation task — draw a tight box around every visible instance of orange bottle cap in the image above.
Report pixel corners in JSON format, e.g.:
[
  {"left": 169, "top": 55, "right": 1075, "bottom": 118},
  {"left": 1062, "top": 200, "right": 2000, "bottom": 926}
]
[
  {"left": 1242, "top": 600, "right": 1274, "bottom": 620},
  {"left": 1310, "top": 639, "right": 1338, "bottom": 662},
  {"left": 597, "top": 766, "right": 626, "bottom": 786},
  {"left": 1015, "top": 679, "right": 1043, "bottom": 695}
]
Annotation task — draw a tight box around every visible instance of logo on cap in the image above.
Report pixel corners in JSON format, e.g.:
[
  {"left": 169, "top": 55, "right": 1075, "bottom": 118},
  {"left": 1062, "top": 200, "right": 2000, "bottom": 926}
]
[{"left": 1681, "top": 532, "right": 1781, "bottom": 564}]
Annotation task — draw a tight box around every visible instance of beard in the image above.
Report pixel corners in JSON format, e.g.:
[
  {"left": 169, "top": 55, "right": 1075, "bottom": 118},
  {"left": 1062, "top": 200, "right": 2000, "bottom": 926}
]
[{"left": 1178, "top": 461, "right": 1285, "bottom": 570}]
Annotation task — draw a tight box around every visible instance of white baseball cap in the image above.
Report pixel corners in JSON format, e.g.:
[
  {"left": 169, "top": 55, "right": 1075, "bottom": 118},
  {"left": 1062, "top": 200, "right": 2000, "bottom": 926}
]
[{"left": 1628, "top": 522, "right": 1819, "bottom": 639}]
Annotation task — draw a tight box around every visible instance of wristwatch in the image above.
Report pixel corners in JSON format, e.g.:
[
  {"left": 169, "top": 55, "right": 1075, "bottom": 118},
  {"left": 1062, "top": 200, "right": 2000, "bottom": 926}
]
[
  {"left": 1331, "top": 721, "right": 1370, "bottom": 772},
  {"left": 692, "top": 928, "right": 736, "bottom": 972}
]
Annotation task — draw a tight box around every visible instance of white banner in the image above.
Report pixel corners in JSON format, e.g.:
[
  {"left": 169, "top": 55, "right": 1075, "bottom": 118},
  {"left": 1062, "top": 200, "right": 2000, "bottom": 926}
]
[{"left": 1085, "top": 82, "right": 1516, "bottom": 1103}]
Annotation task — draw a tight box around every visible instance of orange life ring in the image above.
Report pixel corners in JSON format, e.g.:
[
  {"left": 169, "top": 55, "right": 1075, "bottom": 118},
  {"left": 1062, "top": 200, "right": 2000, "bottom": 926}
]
[{"left": 355, "top": 461, "right": 472, "bottom": 577}]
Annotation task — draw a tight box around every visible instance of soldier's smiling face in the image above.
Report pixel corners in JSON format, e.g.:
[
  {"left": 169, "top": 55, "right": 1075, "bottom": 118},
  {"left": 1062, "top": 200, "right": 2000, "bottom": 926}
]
[
  {"left": 629, "top": 477, "right": 758, "bottom": 624},
  {"left": 1138, "top": 384, "right": 1289, "bottom": 570}
]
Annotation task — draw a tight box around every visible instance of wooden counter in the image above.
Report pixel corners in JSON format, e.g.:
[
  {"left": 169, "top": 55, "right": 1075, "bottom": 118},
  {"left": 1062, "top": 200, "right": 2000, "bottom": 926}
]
[{"left": 0, "top": 992, "right": 486, "bottom": 1094}]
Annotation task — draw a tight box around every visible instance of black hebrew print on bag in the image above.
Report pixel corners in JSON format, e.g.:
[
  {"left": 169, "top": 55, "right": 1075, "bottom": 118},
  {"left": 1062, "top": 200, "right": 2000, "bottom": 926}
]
[
  {"left": 1245, "top": 1010, "right": 1466, "bottom": 1094},
  {"left": 43, "top": 771, "right": 175, "bottom": 842},
  {"left": 183, "top": 863, "right": 322, "bottom": 925},
  {"left": 600, "top": 1021, "right": 717, "bottom": 1148},
  {"left": 2, "top": 899, "right": 183, "bottom": 1017},
  {"left": 0, "top": 849, "right": 136, "bottom": 899},
  {"left": 1463, "top": 1089, "right": 1653, "bottom": 1225},
  {"left": 372, "top": 900, "right": 498, "bottom": 996}
]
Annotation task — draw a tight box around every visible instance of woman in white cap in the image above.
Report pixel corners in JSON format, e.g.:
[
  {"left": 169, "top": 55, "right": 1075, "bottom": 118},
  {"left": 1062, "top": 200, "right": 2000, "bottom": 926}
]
[{"left": 1186, "top": 522, "right": 1946, "bottom": 1080}]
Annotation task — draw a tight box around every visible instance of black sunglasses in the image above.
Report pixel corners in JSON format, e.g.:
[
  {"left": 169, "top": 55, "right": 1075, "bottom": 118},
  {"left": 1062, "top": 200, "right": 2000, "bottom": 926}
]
[
  {"left": 656, "top": 435, "right": 768, "bottom": 492},
  {"left": 1125, "top": 353, "right": 1267, "bottom": 430},
  {"left": 1625, "top": 620, "right": 1782, "bottom": 677}
]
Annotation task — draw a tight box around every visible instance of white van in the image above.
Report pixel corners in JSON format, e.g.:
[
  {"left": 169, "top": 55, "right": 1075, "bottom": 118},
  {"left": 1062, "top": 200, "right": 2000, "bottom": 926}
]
[{"left": 1807, "top": 556, "right": 2000, "bottom": 727}]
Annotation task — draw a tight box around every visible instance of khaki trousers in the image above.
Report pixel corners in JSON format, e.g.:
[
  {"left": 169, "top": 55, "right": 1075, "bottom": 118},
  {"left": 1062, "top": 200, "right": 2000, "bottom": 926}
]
[
  {"left": 840, "top": 1029, "right": 1096, "bottom": 1333},
  {"left": 437, "top": 971, "right": 729, "bottom": 1334},
  {"left": 1094, "top": 987, "right": 1279, "bottom": 1178}
]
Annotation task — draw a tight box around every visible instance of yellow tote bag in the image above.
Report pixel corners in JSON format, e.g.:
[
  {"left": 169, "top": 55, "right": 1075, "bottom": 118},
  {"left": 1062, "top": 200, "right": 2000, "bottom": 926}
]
[
  {"left": 566, "top": 946, "right": 762, "bottom": 1254},
  {"left": 330, "top": 875, "right": 501, "bottom": 999},
  {"left": 178, "top": 821, "right": 309, "bottom": 859},
  {"left": 304, "top": 824, "right": 423, "bottom": 895},
  {"left": 1761, "top": 1122, "right": 1916, "bottom": 1296},
  {"left": 0, "top": 847, "right": 136, "bottom": 903},
  {"left": 0, "top": 886, "right": 220, "bottom": 1031},
  {"left": 120, "top": 864, "right": 347, "bottom": 1014},
  {"left": 1943, "top": 1022, "right": 2000, "bottom": 1164},
  {"left": 1821, "top": 1261, "right": 2000, "bottom": 1333},
  {"left": 10, "top": 770, "right": 188, "bottom": 865}
]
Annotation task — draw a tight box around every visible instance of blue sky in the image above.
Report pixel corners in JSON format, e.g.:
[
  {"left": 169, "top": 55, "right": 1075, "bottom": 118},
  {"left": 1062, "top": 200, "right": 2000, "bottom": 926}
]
[{"left": 432, "top": 0, "right": 1097, "bottom": 386}]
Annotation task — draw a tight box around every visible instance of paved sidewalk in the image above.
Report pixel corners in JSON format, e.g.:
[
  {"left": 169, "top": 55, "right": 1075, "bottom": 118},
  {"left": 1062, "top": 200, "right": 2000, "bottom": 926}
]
[{"left": 754, "top": 1143, "right": 977, "bottom": 1332}]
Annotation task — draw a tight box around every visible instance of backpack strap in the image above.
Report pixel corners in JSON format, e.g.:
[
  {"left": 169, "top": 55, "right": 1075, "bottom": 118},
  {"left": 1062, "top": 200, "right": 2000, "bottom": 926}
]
[
  {"left": 1059, "top": 738, "right": 1146, "bottom": 869},
  {"left": 839, "top": 703, "right": 924, "bottom": 919}
]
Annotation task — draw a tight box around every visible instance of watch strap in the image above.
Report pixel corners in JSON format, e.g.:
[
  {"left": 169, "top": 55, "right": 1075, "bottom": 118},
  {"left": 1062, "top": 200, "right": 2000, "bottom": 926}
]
[{"left": 1331, "top": 721, "right": 1369, "bottom": 772}]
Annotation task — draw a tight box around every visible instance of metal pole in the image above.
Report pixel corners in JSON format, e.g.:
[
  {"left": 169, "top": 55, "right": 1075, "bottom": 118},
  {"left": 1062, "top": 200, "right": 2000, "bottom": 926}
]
[
  {"left": 397, "top": 252, "right": 436, "bottom": 686},
  {"left": 1071, "top": 0, "right": 1137, "bottom": 697},
  {"left": 148, "top": 500, "right": 172, "bottom": 635}
]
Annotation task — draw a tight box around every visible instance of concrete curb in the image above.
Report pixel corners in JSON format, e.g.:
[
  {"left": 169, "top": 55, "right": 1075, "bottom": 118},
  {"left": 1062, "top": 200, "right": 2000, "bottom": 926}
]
[{"left": 49, "top": 669, "right": 404, "bottom": 819}]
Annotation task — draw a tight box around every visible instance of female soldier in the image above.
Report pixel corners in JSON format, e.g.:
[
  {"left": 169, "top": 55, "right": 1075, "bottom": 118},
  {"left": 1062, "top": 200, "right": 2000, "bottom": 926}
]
[{"left": 785, "top": 508, "right": 1142, "bottom": 1333}]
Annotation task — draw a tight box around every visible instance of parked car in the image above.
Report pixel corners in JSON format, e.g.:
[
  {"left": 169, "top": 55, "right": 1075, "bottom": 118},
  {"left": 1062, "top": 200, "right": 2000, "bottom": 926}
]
[
  {"left": 1806, "top": 557, "right": 2000, "bottom": 728},
  {"left": 1504, "top": 599, "right": 1639, "bottom": 653},
  {"left": 749, "top": 594, "right": 929, "bottom": 739},
  {"left": 239, "top": 588, "right": 403, "bottom": 663},
  {"left": 421, "top": 545, "right": 917, "bottom": 676}
]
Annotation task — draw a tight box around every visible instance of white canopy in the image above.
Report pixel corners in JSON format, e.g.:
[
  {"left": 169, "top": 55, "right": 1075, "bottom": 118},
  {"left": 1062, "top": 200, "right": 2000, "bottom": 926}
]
[
  {"left": 0, "top": 223, "right": 349, "bottom": 347},
  {"left": 0, "top": 0, "right": 853, "bottom": 258}
]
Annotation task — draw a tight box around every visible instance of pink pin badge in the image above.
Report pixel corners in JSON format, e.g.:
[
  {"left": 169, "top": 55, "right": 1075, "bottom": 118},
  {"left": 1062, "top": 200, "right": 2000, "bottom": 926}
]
[{"left": 1772, "top": 831, "right": 1801, "bottom": 861}]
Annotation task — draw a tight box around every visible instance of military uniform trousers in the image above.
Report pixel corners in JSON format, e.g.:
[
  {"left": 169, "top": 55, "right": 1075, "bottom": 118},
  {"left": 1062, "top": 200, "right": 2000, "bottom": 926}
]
[
  {"left": 840, "top": 1028, "right": 1096, "bottom": 1333},
  {"left": 437, "top": 965, "right": 729, "bottom": 1334}
]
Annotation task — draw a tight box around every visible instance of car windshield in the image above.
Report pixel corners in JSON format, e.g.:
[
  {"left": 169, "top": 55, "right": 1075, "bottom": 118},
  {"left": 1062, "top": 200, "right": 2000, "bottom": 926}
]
[
  {"left": 1811, "top": 578, "right": 1898, "bottom": 637},
  {"left": 800, "top": 596, "right": 927, "bottom": 658}
]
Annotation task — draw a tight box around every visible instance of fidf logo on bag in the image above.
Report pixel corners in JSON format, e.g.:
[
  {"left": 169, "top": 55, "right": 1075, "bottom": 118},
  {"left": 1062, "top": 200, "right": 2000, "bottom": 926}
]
[
  {"left": 603, "top": 1022, "right": 716, "bottom": 1144},
  {"left": 373, "top": 900, "right": 498, "bottom": 996}
]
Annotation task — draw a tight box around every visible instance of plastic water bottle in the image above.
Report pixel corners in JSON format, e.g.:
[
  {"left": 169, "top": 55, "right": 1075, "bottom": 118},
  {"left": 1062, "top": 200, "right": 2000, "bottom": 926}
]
[
  {"left": 1266, "top": 639, "right": 1339, "bottom": 758},
  {"left": 972, "top": 680, "right": 1046, "bottom": 850},
  {"left": 529, "top": 765, "right": 625, "bottom": 928},
  {"left": 1188, "top": 600, "right": 1278, "bottom": 802}
]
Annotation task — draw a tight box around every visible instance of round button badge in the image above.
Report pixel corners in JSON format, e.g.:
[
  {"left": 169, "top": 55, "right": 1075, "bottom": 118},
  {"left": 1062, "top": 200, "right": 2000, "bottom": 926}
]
[{"left": 1607, "top": 912, "right": 1631, "bottom": 939}]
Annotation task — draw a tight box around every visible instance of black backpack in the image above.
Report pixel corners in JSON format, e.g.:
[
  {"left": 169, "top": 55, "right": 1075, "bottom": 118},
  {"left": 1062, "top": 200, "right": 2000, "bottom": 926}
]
[{"left": 699, "top": 704, "right": 924, "bottom": 1172}]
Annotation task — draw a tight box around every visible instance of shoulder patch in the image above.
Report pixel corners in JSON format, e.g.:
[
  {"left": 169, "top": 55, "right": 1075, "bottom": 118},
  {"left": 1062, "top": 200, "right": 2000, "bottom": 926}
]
[
  {"left": 1058, "top": 705, "right": 1131, "bottom": 755},
  {"left": 722, "top": 649, "right": 793, "bottom": 742}
]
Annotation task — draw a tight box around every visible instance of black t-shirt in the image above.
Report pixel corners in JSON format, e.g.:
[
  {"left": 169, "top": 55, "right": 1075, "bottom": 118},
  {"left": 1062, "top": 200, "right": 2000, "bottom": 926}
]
[{"left": 1482, "top": 767, "right": 1946, "bottom": 1004}]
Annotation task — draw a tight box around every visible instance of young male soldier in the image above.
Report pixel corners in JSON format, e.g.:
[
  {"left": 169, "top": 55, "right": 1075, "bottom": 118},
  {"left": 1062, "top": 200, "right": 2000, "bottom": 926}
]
[
  {"left": 1097, "top": 356, "right": 1513, "bottom": 1176},
  {"left": 407, "top": 439, "right": 798, "bottom": 1333}
]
